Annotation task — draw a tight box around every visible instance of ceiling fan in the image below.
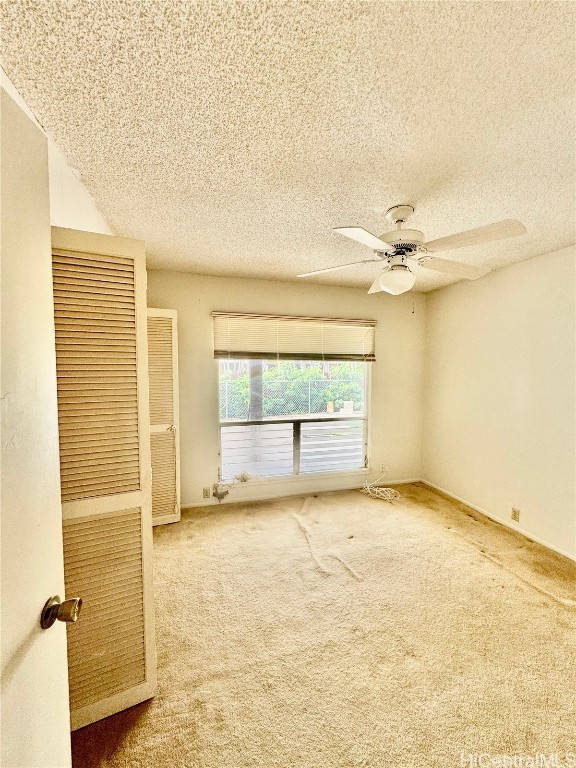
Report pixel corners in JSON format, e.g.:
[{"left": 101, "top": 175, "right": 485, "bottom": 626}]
[{"left": 297, "top": 205, "right": 526, "bottom": 295}]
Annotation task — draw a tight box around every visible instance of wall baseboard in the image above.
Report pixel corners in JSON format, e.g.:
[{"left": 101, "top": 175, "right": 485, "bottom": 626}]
[
  {"left": 420, "top": 479, "right": 576, "bottom": 563},
  {"left": 182, "top": 476, "right": 421, "bottom": 511}
]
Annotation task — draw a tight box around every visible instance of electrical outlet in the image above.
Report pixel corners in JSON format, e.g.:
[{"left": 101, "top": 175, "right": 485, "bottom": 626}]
[
  {"left": 511, "top": 507, "right": 520, "bottom": 523},
  {"left": 203, "top": 487, "right": 210, "bottom": 499}
]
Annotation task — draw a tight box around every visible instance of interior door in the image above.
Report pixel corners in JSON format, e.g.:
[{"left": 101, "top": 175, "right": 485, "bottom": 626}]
[
  {"left": 51, "top": 226, "right": 156, "bottom": 730},
  {"left": 1, "top": 86, "right": 72, "bottom": 768},
  {"left": 148, "top": 309, "right": 181, "bottom": 525}
]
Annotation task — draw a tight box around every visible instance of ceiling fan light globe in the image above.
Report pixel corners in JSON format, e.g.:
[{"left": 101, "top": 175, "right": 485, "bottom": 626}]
[{"left": 378, "top": 265, "right": 415, "bottom": 295}]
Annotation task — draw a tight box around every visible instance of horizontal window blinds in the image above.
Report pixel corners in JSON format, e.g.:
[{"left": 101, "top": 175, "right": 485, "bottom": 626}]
[{"left": 213, "top": 312, "right": 376, "bottom": 361}]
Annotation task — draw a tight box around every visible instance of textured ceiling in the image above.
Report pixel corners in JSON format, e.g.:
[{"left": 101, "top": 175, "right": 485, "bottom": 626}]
[{"left": 1, "top": 1, "right": 575, "bottom": 292}]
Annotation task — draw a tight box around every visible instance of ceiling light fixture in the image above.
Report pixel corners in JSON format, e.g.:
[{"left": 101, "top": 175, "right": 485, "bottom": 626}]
[{"left": 377, "top": 264, "right": 416, "bottom": 295}]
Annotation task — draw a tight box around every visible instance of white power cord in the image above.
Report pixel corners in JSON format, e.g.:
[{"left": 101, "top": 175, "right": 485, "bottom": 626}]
[{"left": 361, "top": 474, "right": 400, "bottom": 502}]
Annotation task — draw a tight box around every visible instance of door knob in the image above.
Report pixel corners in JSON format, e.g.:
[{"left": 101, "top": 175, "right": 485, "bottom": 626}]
[{"left": 40, "top": 595, "right": 82, "bottom": 629}]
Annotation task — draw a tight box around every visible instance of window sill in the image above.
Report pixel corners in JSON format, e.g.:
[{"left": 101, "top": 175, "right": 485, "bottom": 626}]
[
  {"left": 218, "top": 468, "right": 371, "bottom": 503},
  {"left": 221, "top": 467, "right": 371, "bottom": 488}
]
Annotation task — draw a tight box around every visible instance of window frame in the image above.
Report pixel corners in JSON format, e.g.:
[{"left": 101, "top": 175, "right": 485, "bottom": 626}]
[{"left": 217, "top": 359, "right": 371, "bottom": 481}]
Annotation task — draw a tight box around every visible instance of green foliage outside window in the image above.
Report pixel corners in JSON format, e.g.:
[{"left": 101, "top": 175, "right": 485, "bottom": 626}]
[{"left": 219, "top": 360, "right": 366, "bottom": 420}]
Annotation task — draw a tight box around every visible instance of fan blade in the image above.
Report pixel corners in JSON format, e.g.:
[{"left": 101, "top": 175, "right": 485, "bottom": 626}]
[
  {"left": 415, "top": 255, "right": 490, "bottom": 279},
  {"left": 333, "top": 227, "right": 393, "bottom": 251},
  {"left": 297, "top": 259, "right": 382, "bottom": 278},
  {"left": 424, "top": 219, "right": 526, "bottom": 253},
  {"left": 368, "top": 273, "right": 384, "bottom": 294}
]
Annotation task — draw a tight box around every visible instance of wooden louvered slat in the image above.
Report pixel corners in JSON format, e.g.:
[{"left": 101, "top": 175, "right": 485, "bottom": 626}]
[
  {"left": 59, "top": 445, "right": 139, "bottom": 459},
  {"left": 150, "top": 431, "right": 177, "bottom": 521},
  {"left": 147, "top": 310, "right": 180, "bottom": 525},
  {"left": 53, "top": 260, "right": 134, "bottom": 275},
  {"left": 64, "top": 544, "right": 143, "bottom": 572},
  {"left": 54, "top": 290, "right": 136, "bottom": 303},
  {"left": 60, "top": 478, "right": 141, "bottom": 493},
  {"left": 60, "top": 471, "right": 140, "bottom": 489},
  {"left": 65, "top": 561, "right": 144, "bottom": 588},
  {"left": 53, "top": 264, "right": 136, "bottom": 282},
  {"left": 55, "top": 312, "right": 136, "bottom": 324},
  {"left": 54, "top": 300, "right": 137, "bottom": 313},
  {"left": 58, "top": 361, "right": 136, "bottom": 372},
  {"left": 71, "top": 662, "right": 146, "bottom": 704},
  {"left": 52, "top": 250, "right": 133, "bottom": 266},
  {"left": 54, "top": 318, "right": 136, "bottom": 329},
  {"left": 56, "top": 359, "right": 137, "bottom": 368},
  {"left": 62, "top": 468, "right": 141, "bottom": 485},
  {"left": 58, "top": 437, "right": 138, "bottom": 451},
  {"left": 70, "top": 657, "right": 146, "bottom": 691},
  {"left": 53, "top": 270, "right": 135, "bottom": 282},
  {"left": 57, "top": 344, "right": 136, "bottom": 353},
  {"left": 67, "top": 617, "right": 144, "bottom": 647},
  {"left": 59, "top": 440, "right": 139, "bottom": 454},
  {"left": 52, "top": 257, "right": 135, "bottom": 272},
  {"left": 58, "top": 398, "right": 137, "bottom": 408},
  {"left": 60, "top": 388, "right": 138, "bottom": 402},
  {"left": 53, "top": 248, "right": 140, "bottom": 501},
  {"left": 67, "top": 636, "right": 144, "bottom": 666},
  {"left": 58, "top": 426, "right": 138, "bottom": 440},
  {"left": 71, "top": 648, "right": 146, "bottom": 676},
  {"left": 59, "top": 421, "right": 139, "bottom": 431},
  {"left": 63, "top": 509, "right": 146, "bottom": 711},
  {"left": 59, "top": 411, "right": 138, "bottom": 422},
  {"left": 55, "top": 329, "right": 137, "bottom": 339},
  {"left": 54, "top": 312, "right": 135, "bottom": 322},
  {"left": 58, "top": 402, "right": 138, "bottom": 412},
  {"left": 147, "top": 316, "right": 174, "bottom": 425},
  {"left": 64, "top": 511, "right": 141, "bottom": 532},
  {"left": 65, "top": 540, "right": 143, "bottom": 561},
  {"left": 62, "top": 456, "right": 140, "bottom": 473},
  {"left": 56, "top": 397, "right": 138, "bottom": 408},
  {"left": 58, "top": 417, "right": 139, "bottom": 429},
  {"left": 54, "top": 309, "right": 136, "bottom": 321},
  {"left": 53, "top": 285, "right": 135, "bottom": 297},
  {"left": 53, "top": 249, "right": 141, "bottom": 502},
  {"left": 60, "top": 425, "right": 138, "bottom": 438},
  {"left": 60, "top": 485, "right": 141, "bottom": 504},
  {"left": 53, "top": 267, "right": 135, "bottom": 280},
  {"left": 55, "top": 318, "right": 136, "bottom": 329},
  {"left": 64, "top": 522, "right": 142, "bottom": 541},
  {"left": 63, "top": 541, "right": 142, "bottom": 574}
]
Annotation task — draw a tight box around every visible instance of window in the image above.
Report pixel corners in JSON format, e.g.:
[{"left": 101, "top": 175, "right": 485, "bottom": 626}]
[
  {"left": 213, "top": 312, "right": 375, "bottom": 481},
  {"left": 219, "top": 359, "right": 368, "bottom": 479}
]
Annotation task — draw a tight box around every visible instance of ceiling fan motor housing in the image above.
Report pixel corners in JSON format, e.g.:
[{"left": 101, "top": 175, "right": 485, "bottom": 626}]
[{"left": 377, "top": 228, "right": 425, "bottom": 255}]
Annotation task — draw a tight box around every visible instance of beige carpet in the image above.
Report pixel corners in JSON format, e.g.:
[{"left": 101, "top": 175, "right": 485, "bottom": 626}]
[{"left": 72, "top": 483, "right": 576, "bottom": 768}]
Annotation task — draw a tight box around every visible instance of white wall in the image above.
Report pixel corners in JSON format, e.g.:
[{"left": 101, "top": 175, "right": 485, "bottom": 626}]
[
  {"left": 0, "top": 89, "right": 72, "bottom": 768},
  {"left": 423, "top": 246, "right": 576, "bottom": 559},
  {"left": 1, "top": 68, "right": 112, "bottom": 235},
  {"left": 48, "top": 140, "right": 113, "bottom": 234},
  {"left": 147, "top": 271, "right": 426, "bottom": 507}
]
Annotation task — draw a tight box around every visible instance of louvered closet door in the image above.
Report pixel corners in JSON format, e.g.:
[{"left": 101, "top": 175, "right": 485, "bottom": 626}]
[
  {"left": 147, "top": 309, "right": 180, "bottom": 525},
  {"left": 51, "top": 227, "right": 156, "bottom": 731}
]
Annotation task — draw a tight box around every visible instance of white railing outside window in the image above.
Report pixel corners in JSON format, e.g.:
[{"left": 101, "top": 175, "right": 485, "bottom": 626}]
[{"left": 219, "top": 360, "right": 368, "bottom": 481}]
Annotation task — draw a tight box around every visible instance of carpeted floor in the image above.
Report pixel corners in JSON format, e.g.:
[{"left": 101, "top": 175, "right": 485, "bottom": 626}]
[{"left": 72, "top": 483, "right": 576, "bottom": 768}]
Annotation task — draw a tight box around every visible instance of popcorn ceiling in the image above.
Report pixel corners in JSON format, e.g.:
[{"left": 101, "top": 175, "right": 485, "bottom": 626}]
[{"left": 1, "top": 1, "right": 574, "bottom": 292}]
